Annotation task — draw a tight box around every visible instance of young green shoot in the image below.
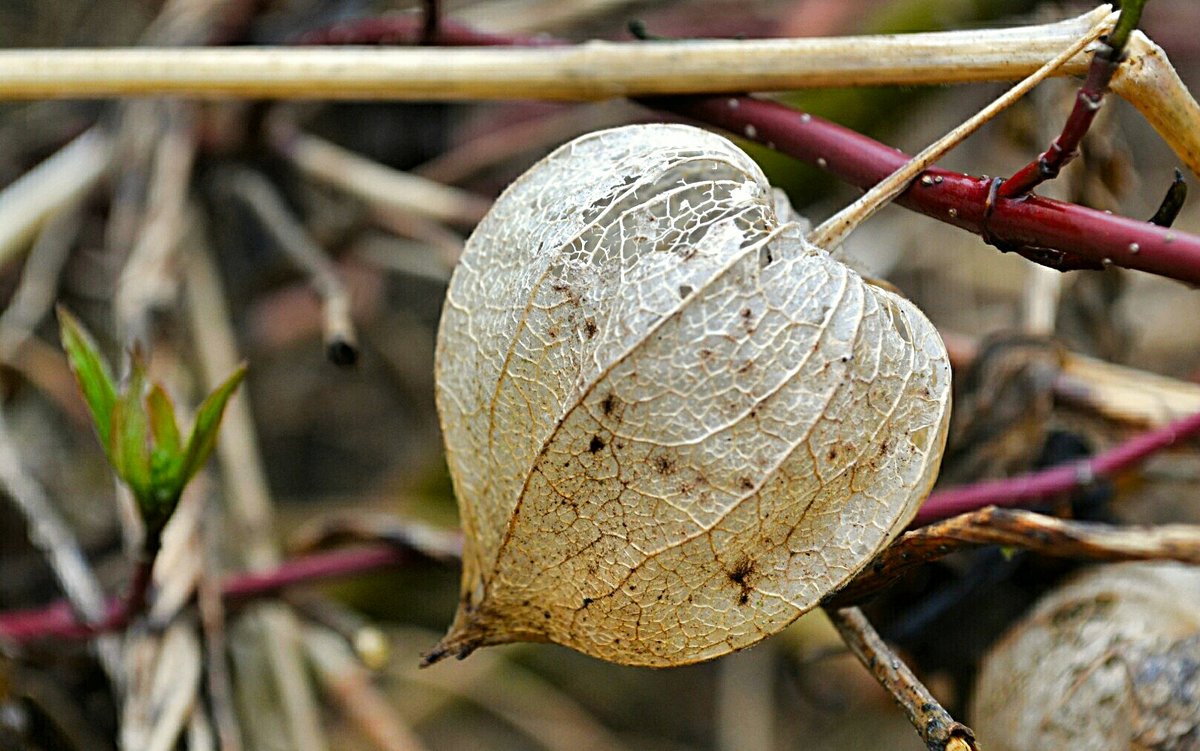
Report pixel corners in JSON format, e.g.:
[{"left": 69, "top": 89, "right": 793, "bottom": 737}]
[{"left": 58, "top": 306, "right": 245, "bottom": 539}]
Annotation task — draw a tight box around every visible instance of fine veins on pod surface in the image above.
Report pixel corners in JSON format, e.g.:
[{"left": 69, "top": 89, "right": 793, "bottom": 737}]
[{"left": 429, "top": 124, "right": 951, "bottom": 667}]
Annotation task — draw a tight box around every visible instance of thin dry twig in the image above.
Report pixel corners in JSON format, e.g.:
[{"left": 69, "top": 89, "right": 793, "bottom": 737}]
[
  {"left": 0, "top": 128, "right": 110, "bottom": 267},
  {"left": 304, "top": 626, "right": 429, "bottom": 751},
  {"left": 1055, "top": 352, "right": 1200, "bottom": 426},
  {"left": 0, "top": 205, "right": 81, "bottom": 361},
  {"left": 121, "top": 621, "right": 203, "bottom": 751},
  {"left": 289, "top": 513, "right": 464, "bottom": 560},
  {"left": 184, "top": 227, "right": 328, "bottom": 751},
  {"left": 825, "top": 606, "right": 977, "bottom": 751},
  {"left": 227, "top": 168, "right": 359, "bottom": 366},
  {"left": 942, "top": 330, "right": 1200, "bottom": 427},
  {"left": 807, "top": 10, "right": 1114, "bottom": 249},
  {"left": 272, "top": 124, "right": 491, "bottom": 228},
  {"left": 115, "top": 101, "right": 198, "bottom": 345},
  {"left": 0, "top": 8, "right": 1117, "bottom": 101},
  {"left": 397, "top": 629, "right": 630, "bottom": 751},
  {"left": 411, "top": 100, "right": 641, "bottom": 184},
  {"left": 0, "top": 410, "right": 121, "bottom": 682},
  {"left": 829, "top": 507, "right": 1200, "bottom": 607},
  {"left": 198, "top": 497, "right": 242, "bottom": 751},
  {"left": 715, "top": 644, "right": 775, "bottom": 751},
  {"left": 366, "top": 213, "right": 463, "bottom": 274}
]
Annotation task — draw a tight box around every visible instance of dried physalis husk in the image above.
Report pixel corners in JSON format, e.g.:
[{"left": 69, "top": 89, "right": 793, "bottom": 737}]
[
  {"left": 429, "top": 124, "right": 951, "bottom": 667},
  {"left": 972, "top": 561, "right": 1200, "bottom": 751}
]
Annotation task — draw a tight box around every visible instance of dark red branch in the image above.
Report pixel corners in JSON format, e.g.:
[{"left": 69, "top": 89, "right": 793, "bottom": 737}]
[
  {"left": 1, "top": 535, "right": 159, "bottom": 642},
  {"left": 649, "top": 95, "right": 1200, "bottom": 282},
  {"left": 296, "top": 15, "right": 1200, "bottom": 285},
  {"left": 999, "top": 0, "right": 1147, "bottom": 198},
  {"left": 997, "top": 55, "right": 1116, "bottom": 198},
  {"left": 0, "top": 544, "right": 441, "bottom": 644},
  {"left": 913, "top": 408, "right": 1200, "bottom": 526}
]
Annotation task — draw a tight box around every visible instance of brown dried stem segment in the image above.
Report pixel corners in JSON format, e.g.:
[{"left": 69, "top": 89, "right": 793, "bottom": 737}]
[
  {"left": 913, "top": 406, "right": 1200, "bottom": 524},
  {"left": 227, "top": 168, "right": 359, "bottom": 366},
  {"left": 826, "top": 606, "right": 977, "bottom": 751},
  {"left": 421, "top": 0, "right": 440, "bottom": 45},
  {"left": 828, "top": 507, "right": 1200, "bottom": 607},
  {"left": 1149, "top": 169, "right": 1187, "bottom": 227},
  {"left": 998, "top": 0, "right": 1147, "bottom": 199}
]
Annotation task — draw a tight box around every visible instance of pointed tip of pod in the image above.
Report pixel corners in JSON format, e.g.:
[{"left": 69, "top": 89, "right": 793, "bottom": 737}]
[
  {"left": 420, "top": 606, "right": 492, "bottom": 667},
  {"left": 419, "top": 630, "right": 481, "bottom": 667}
]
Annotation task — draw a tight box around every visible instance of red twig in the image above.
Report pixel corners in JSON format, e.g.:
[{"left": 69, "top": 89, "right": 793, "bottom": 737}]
[
  {"left": 0, "top": 537, "right": 159, "bottom": 642},
  {"left": 650, "top": 95, "right": 1200, "bottom": 283},
  {"left": 998, "top": 0, "right": 1146, "bottom": 199},
  {"left": 913, "top": 408, "right": 1200, "bottom": 526},
  {"left": 0, "top": 542, "right": 454, "bottom": 644}
]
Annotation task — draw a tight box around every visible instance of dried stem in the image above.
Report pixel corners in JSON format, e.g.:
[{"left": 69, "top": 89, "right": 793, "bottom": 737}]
[
  {"left": 271, "top": 124, "right": 491, "bottom": 227},
  {"left": 115, "top": 101, "right": 197, "bottom": 345},
  {"left": 1149, "top": 169, "right": 1188, "bottom": 227},
  {"left": 198, "top": 502, "right": 242, "bottom": 751},
  {"left": 914, "top": 407, "right": 1200, "bottom": 525},
  {"left": 825, "top": 606, "right": 977, "bottom": 751},
  {"left": 0, "top": 128, "right": 110, "bottom": 267},
  {"left": 304, "top": 626, "right": 429, "bottom": 751},
  {"left": 0, "top": 9, "right": 1115, "bottom": 101},
  {"left": 999, "top": 0, "right": 1146, "bottom": 198},
  {"left": 411, "top": 101, "right": 640, "bottom": 184},
  {"left": 228, "top": 168, "right": 359, "bottom": 366},
  {"left": 0, "top": 410, "right": 123, "bottom": 683},
  {"left": 184, "top": 229, "right": 328, "bottom": 751},
  {"left": 829, "top": 507, "right": 1200, "bottom": 607},
  {"left": 0, "top": 205, "right": 81, "bottom": 361}
]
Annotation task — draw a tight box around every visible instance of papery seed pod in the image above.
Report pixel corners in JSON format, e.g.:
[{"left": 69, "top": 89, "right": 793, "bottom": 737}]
[
  {"left": 972, "top": 561, "right": 1200, "bottom": 751},
  {"left": 429, "top": 124, "right": 951, "bottom": 667}
]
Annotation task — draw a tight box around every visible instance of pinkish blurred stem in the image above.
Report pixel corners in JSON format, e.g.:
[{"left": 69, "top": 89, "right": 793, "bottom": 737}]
[
  {"left": 0, "top": 541, "right": 455, "bottom": 644},
  {"left": 914, "top": 408, "right": 1200, "bottom": 526}
]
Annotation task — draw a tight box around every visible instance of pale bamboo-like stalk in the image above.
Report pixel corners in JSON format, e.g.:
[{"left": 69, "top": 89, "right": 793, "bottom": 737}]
[
  {"left": 1111, "top": 31, "right": 1200, "bottom": 182},
  {"left": 1, "top": 7, "right": 1195, "bottom": 180},
  {"left": 0, "top": 7, "right": 1112, "bottom": 102}
]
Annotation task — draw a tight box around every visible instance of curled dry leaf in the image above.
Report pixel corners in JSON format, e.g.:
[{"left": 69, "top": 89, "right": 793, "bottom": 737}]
[
  {"left": 973, "top": 561, "right": 1200, "bottom": 751},
  {"left": 430, "top": 124, "right": 951, "bottom": 667}
]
